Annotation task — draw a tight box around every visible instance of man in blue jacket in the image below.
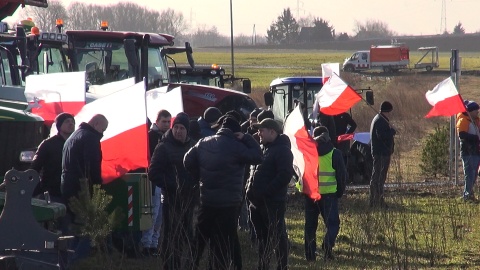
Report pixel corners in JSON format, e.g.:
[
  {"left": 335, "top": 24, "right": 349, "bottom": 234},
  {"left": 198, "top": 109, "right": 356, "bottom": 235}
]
[
  {"left": 184, "top": 116, "right": 262, "bottom": 270},
  {"left": 247, "top": 118, "right": 293, "bottom": 270}
]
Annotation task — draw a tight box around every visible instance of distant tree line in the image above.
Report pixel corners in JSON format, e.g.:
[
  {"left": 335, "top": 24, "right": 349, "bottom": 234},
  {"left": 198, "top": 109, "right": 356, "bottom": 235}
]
[
  {"left": 17, "top": 0, "right": 266, "bottom": 47},
  {"left": 16, "top": 1, "right": 470, "bottom": 47}
]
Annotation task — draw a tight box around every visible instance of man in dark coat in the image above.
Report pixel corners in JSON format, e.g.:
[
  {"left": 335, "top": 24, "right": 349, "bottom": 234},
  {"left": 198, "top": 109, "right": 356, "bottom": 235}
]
[
  {"left": 247, "top": 118, "right": 293, "bottom": 270},
  {"left": 304, "top": 126, "right": 346, "bottom": 261},
  {"left": 61, "top": 114, "right": 108, "bottom": 204},
  {"left": 32, "top": 112, "right": 75, "bottom": 200},
  {"left": 333, "top": 112, "right": 357, "bottom": 164},
  {"left": 197, "top": 106, "right": 222, "bottom": 138},
  {"left": 149, "top": 112, "right": 197, "bottom": 269},
  {"left": 141, "top": 109, "right": 171, "bottom": 256},
  {"left": 369, "top": 101, "right": 396, "bottom": 208},
  {"left": 61, "top": 114, "right": 108, "bottom": 262},
  {"left": 184, "top": 116, "right": 262, "bottom": 270}
]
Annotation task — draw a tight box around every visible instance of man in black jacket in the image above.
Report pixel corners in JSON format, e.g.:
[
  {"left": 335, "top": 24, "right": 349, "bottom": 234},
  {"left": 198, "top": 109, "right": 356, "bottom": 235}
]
[
  {"left": 149, "top": 112, "right": 197, "bottom": 269},
  {"left": 141, "top": 109, "right": 171, "bottom": 256},
  {"left": 184, "top": 116, "right": 262, "bottom": 270},
  {"left": 370, "top": 101, "right": 396, "bottom": 208},
  {"left": 247, "top": 118, "right": 293, "bottom": 270},
  {"left": 304, "top": 126, "right": 346, "bottom": 261},
  {"left": 61, "top": 114, "right": 108, "bottom": 262},
  {"left": 32, "top": 112, "right": 75, "bottom": 201},
  {"left": 61, "top": 114, "right": 108, "bottom": 204}
]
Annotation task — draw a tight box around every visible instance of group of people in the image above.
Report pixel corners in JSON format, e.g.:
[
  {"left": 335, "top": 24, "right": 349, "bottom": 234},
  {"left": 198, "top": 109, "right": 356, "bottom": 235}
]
[{"left": 31, "top": 95, "right": 480, "bottom": 268}]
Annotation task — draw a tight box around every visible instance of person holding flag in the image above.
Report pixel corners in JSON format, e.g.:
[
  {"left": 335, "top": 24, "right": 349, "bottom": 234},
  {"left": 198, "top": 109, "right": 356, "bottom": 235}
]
[
  {"left": 456, "top": 100, "right": 480, "bottom": 202},
  {"left": 304, "top": 126, "right": 346, "bottom": 262}
]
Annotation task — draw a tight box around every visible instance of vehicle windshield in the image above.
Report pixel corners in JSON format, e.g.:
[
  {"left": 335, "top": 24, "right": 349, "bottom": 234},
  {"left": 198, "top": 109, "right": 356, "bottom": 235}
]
[
  {"left": 37, "top": 46, "right": 67, "bottom": 75},
  {"left": 147, "top": 47, "right": 169, "bottom": 88},
  {"left": 292, "top": 84, "right": 322, "bottom": 116},
  {"left": 171, "top": 74, "right": 220, "bottom": 87},
  {"left": 271, "top": 83, "right": 322, "bottom": 122}
]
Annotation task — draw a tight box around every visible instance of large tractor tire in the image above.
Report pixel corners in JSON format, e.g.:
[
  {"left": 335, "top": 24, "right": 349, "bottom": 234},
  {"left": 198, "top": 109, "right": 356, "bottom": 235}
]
[{"left": 348, "top": 141, "right": 373, "bottom": 185}]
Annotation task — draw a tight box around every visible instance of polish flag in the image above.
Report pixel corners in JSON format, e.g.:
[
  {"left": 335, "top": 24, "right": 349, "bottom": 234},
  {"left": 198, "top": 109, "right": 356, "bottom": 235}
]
[
  {"left": 316, "top": 73, "right": 361, "bottom": 115},
  {"left": 146, "top": 86, "right": 184, "bottom": 124},
  {"left": 321, "top": 63, "right": 340, "bottom": 84},
  {"left": 73, "top": 81, "right": 148, "bottom": 184},
  {"left": 425, "top": 77, "right": 466, "bottom": 118},
  {"left": 284, "top": 105, "right": 320, "bottom": 201},
  {"left": 24, "top": 72, "right": 86, "bottom": 126}
]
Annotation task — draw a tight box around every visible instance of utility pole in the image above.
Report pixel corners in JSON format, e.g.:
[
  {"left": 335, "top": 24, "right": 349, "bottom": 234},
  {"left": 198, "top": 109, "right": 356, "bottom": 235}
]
[
  {"left": 230, "top": 0, "right": 235, "bottom": 77},
  {"left": 440, "top": 0, "right": 447, "bottom": 33}
]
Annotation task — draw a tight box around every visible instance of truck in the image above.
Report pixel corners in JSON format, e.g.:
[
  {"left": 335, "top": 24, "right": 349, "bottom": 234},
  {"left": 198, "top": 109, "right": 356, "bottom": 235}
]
[
  {"left": 342, "top": 44, "right": 410, "bottom": 73},
  {"left": 265, "top": 76, "right": 374, "bottom": 184}
]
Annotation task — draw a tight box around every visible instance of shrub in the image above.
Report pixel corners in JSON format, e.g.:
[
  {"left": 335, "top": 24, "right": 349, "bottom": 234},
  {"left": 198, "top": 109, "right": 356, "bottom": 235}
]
[{"left": 420, "top": 124, "right": 450, "bottom": 178}]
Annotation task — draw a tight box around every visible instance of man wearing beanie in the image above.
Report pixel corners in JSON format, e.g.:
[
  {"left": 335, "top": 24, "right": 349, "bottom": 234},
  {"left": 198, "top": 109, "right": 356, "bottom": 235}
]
[
  {"left": 32, "top": 112, "right": 75, "bottom": 205},
  {"left": 369, "top": 101, "right": 396, "bottom": 208},
  {"left": 247, "top": 118, "right": 293, "bottom": 269},
  {"left": 456, "top": 100, "right": 480, "bottom": 201},
  {"left": 149, "top": 112, "right": 198, "bottom": 269},
  {"left": 198, "top": 106, "right": 222, "bottom": 138},
  {"left": 184, "top": 116, "right": 262, "bottom": 269},
  {"left": 304, "top": 126, "right": 346, "bottom": 262}
]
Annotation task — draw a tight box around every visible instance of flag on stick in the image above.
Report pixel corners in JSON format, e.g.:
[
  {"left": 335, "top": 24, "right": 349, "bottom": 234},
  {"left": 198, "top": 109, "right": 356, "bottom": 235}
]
[
  {"left": 316, "top": 73, "right": 361, "bottom": 115},
  {"left": 321, "top": 63, "right": 340, "bottom": 84},
  {"left": 425, "top": 77, "right": 465, "bottom": 118},
  {"left": 284, "top": 105, "right": 320, "bottom": 201}
]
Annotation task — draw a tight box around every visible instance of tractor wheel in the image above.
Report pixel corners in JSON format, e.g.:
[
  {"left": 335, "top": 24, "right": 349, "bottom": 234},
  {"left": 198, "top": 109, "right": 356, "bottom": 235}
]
[
  {"left": 383, "top": 66, "right": 392, "bottom": 73},
  {"left": 344, "top": 65, "right": 354, "bottom": 72}
]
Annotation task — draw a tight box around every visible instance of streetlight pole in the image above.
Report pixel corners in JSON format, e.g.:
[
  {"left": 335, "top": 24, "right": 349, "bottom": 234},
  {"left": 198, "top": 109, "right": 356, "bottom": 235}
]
[{"left": 230, "top": 0, "right": 235, "bottom": 78}]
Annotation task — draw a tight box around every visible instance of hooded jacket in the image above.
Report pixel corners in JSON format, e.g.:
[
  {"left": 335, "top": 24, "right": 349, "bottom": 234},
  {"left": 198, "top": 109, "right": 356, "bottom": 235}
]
[
  {"left": 315, "top": 132, "right": 347, "bottom": 198},
  {"left": 370, "top": 113, "right": 395, "bottom": 156},
  {"left": 456, "top": 112, "right": 480, "bottom": 155},
  {"left": 61, "top": 122, "right": 103, "bottom": 201},
  {"left": 31, "top": 134, "right": 67, "bottom": 197},
  {"left": 184, "top": 128, "right": 262, "bottom": 207},
  {"left": 148, "top": 129, "right": 197, "bottom": 202},
  {"left": 246, "top": 134, "right": 294, "bottom": 204}
]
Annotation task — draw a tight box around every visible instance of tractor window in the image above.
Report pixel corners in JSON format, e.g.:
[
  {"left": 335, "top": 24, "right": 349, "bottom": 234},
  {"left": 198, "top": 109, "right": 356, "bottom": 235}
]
[
  {"left": 37, "top": 47, "right": 67, "bottom": 74},
  {"left": 147, "top": 47, "right": 169, "bottom": 88},
  {"left": 272, "top": 85, "right": 288, "bottom": 121},
  {"left": 292, "top": 84, "right": 322, "bottom": 117},
  {"left": 0, "top": 49, "right": 13, "bottom": 86},
  {"left": 74, "top": 41, "right": 128, "bottom": 85}
]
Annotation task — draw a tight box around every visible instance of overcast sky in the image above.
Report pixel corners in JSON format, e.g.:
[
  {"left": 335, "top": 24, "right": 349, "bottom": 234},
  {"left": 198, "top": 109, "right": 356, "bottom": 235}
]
[{"left": 8, "top": 0, "right": 480, "bottom": 36}]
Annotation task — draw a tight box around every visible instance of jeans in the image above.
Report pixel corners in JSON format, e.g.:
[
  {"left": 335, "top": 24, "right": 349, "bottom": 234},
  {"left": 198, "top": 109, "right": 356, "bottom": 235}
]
[
  {"left": 304, "top": 194, "right": 339, "bottom": 261},
  {"left": 461, "top": 154, "right": 480, "bottom": 198},
  {"left": 193, "top": 205, "right": 242, "bottom": 270},
  {"left": 141, "top": 186, "right": 162, "bottom": 248},
  {"left": 249, "top": 201, "right": 288, "bottom": 270},
  {"left": 370, "top": 155, "right": 391, "bottom": 206}
]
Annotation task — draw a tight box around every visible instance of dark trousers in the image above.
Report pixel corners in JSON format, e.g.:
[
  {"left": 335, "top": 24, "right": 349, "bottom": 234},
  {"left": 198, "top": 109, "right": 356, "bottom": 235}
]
[
  {"left": 370, "top": 154, "right": 391, "bottom": 206},
  {"left": 249, "top": 201, "right": 288, "bottom": 270},
  {"left": 193, "top": 205, "right": 242, "bottom": 270},
  {"left": 304, "top": 194, "right": 339, "bottom": 261},
  {"left": 161, "top": 196, "right": 196, "bottom": 270}
]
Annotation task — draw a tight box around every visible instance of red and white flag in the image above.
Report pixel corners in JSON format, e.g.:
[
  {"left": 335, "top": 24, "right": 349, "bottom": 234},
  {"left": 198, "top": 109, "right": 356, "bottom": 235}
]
[
  {"left": 146, "top": 86, "right": 184, "bottom": 124},
  {"left": 316, "top": 73, "right": 361, "bottom": 115},
  {"left": 73, "top": 81, "right": 148, "bottom": 184},
  {"left": 425, "top": 77, "right": 465, "bottom": 118},
  {"left": 24, "top": 72, "right": 86, "bottom": 126},
  {"left": 284, "top": 105, "right": 320, "bottom": 201},
  {"left": 321, "top": 63, "right": 340, "bottom": 84}
]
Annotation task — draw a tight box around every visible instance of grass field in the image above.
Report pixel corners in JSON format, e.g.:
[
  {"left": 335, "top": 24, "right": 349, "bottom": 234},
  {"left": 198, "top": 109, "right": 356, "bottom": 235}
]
[{"left": 75, "top": 49, "right": 480, "bottom": 269}]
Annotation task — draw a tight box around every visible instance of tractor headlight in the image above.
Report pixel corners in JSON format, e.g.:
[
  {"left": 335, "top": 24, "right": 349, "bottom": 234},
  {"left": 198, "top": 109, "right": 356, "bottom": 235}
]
[{"left": 19, "top": 150, "right": 35, "bottom": 163}]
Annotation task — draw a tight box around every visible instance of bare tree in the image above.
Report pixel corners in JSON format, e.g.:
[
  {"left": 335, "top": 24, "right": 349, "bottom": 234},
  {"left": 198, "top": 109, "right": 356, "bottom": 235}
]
[
  {"left": 297, "top": 14, "right": 316, "bottom": 28},
  {"left": 66, "top": 2, "right": 102, "bottom": 30},
  {"left": 353, "top": 19, "right": 397, "bottom": 39},
  {"left": 20, "top": 0, "right": 68, "bottom": 32},
  {"left": 157, "top": 9, "right": 188, "bottom": 38}
]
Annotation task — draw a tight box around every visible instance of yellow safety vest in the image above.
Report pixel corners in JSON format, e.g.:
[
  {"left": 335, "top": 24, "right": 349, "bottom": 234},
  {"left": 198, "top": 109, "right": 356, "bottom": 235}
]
[{"left": 318, "top": 149, "right": 337, "bottom": 195}]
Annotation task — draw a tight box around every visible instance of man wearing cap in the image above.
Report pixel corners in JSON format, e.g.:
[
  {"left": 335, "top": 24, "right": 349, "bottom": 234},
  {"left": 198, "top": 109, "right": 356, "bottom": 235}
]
[
  {"left": 184, "top": 116, "right": 262, "bottom": 270},
  {"left": 247, "top": 118, "right": 293, "bottom": 270},
  {"left": 369, "top": 101, "right": 396, "bottom": 208},
  {"left": 141, "top": 109, "right": 171, "bottom": 257},
  {"left": 456, "top": 100, "right": 480, "bottom": 201},
  {"left": 149, "top": 112, "right": 198, "bottom": 269},
  {"left": 198, "top": 106, "right": 222, "bottom": 138},
  {"left": 304, "top": 126, "right": 346, "bottom": 261},
  {"left": 32, "top": 113, "right": 76, "bottom": 201}
]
